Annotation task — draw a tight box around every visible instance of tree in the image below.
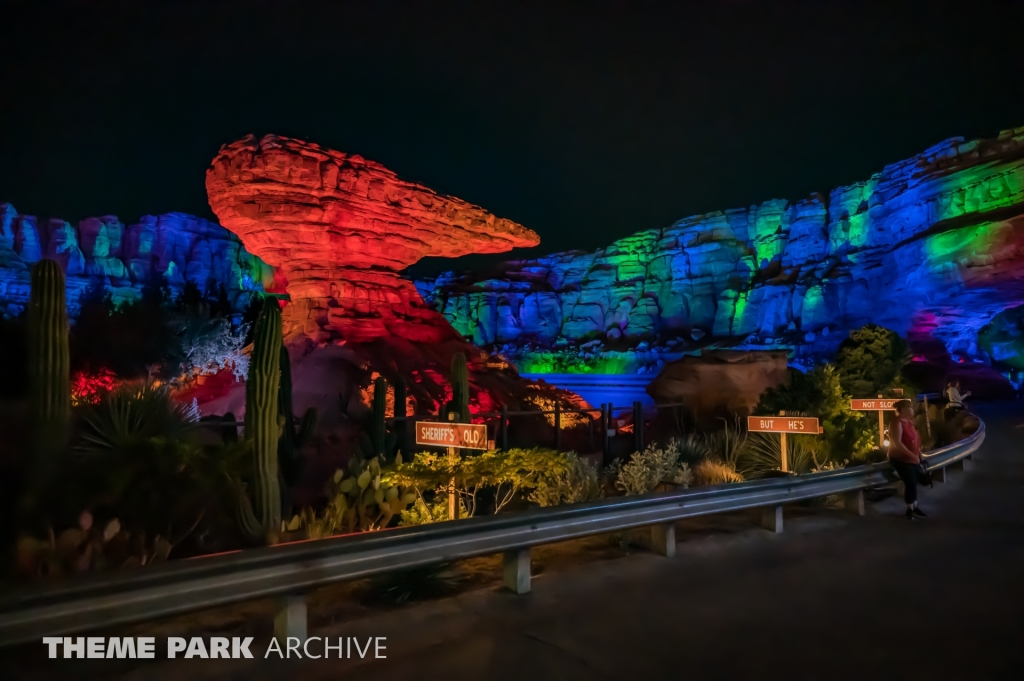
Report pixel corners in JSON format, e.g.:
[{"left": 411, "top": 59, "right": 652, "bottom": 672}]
[
  {"left": 835, "top": 324, "right": 912, "bottom": 397},
  {"left": 755, "top": 364, "right": 874, "bottom": 463}
]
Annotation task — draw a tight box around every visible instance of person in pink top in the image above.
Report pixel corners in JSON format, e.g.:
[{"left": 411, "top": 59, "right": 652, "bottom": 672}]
[{"left": 887, "top": 400, "right": 927, "bottom": 520}]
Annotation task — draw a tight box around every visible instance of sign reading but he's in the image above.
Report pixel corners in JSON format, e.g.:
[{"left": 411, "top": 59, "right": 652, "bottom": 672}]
[{"left": 746, "top": 416, "right": 822, "bottom": 434}]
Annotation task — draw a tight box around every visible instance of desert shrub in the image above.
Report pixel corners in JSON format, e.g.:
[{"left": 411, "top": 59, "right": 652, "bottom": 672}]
[
  {"left": 755, "top": 364, "right": 874, "bottom": 464},
  {"left": 615, "top": 442, "right": 693, "bottom": 495},
  {"left": 389, "top": 448, "right": 579, "bottom": 520},
  {"left": 673, "top": 432, "right": 710, "bottom": 466},
  {"left": 529, "top": 453, "right": 603, "bottom": 507},
  {"left": 740, "top": 432, "right": 817, "bottom": 476},
  {"left": 835, "top": 324, "right": 914, "bottom": 397},
  {"left": 692, "top": 459, "right": 744, "bottom": 486},
  {"left": 54, "top": 384, "right": 242, "bottom": 560},
  {"left": 399, "top": 496, "right": 469, "bottom": 526},
  {"left": 705, "top": 416, "right": 747, "bottom": 469}
]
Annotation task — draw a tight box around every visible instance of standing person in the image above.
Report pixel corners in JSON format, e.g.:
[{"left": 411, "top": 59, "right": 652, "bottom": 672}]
[
  {"left": 943, "top": 380, "right": 971, "bottom": 421},
  {"left": 888, "top": 400, "right": 927, "bottom": 520}
]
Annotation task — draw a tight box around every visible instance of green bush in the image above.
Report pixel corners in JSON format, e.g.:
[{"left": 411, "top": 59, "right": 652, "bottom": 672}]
[
  {"left": 615, "top": 442, "right": 693, "bottom": 495},
  {"left": 835, "top": 324, "right": 914, "bottom": 397},
  {"left": 754, "top": 364, "right": 874, "bottom": 464},
  {"left": 529, "top": 453, "right": 603, "bottom": 507}
]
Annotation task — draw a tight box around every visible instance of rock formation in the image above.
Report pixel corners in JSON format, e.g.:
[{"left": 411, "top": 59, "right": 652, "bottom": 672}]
[
  {"left": 206, "top": 134, "right": 540, "bottom": 343},
  {"left": 422, "top": 127, "right": 1024, "bottom": 372},
  {"left": 647, "top": 351, "right": 790, "bottom": 426},
  {"left": 0, "top": 204, "right": 274, "bottom": 317}
]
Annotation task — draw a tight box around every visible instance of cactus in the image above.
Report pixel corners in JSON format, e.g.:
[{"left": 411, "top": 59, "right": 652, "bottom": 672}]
[
  {"left": 445, "top": 352, "right": 470, "bottom": 423},
  {"left": 371, "top": 376, "right": 387, "bottom": 457},
  {"left": 393, "top": 377, "right": 407, "bottom": 461},
  {"left": 278, "top": 343, "right": 316, "bottom": 487},
  {"left": 236, "top": 299, "right": 283, "bottom": 543},
  {"left": 25, "top": 259, "right": 70, "bottom": 508}
]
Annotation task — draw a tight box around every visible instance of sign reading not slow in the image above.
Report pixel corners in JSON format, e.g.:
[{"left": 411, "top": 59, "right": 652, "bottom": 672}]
[
  {"left": 747, "top": 416, "right": 821, "bottom": 434},
  {"left": 850, "top": 399, "right": 899, "bottom": 411},
  {"left": 415, "top": 422, "right": 489, "bottom": 450}
]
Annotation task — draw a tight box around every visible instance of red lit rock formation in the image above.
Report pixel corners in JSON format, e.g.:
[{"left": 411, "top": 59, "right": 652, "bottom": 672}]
[{"left": 206, "top": 134, "right": 539, "bottom": 343}]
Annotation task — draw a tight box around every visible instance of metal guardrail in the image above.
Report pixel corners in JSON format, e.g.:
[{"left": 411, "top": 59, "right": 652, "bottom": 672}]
[{"left": 0, "top": 421, "right": 985, "bottom": 647}]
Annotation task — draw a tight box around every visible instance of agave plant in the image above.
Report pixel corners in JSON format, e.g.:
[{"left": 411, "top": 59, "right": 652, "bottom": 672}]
[
  {"left": 741, "top": 432, "right": 816, "bottom": 476},
  {"left": 77, "top": 382, "right": 199, "bottom": 455},
  {"left": 73, "top": 383, "right": 226, "bottom": 551}
]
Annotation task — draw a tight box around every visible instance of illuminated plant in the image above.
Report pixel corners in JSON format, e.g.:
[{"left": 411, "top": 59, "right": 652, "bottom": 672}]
[{"left": 615, "top": 442, "right": 693, "bottom": 495}]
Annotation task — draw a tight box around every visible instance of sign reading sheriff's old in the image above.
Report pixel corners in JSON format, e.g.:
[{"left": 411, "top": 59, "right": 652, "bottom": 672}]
[
  {"left": 850, "top": 399, "right": 899, "bottom": 411},
  {"left": 747, "top": 416, "right": 822, "bottom": 434},
  {"left": 415, "top": 421, "right": 489, "bottom": 450}
]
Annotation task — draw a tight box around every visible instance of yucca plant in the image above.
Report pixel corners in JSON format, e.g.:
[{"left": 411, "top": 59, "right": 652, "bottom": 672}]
[
  {"left": 741, "top": 432, "right": 816, "bottom": 476},
  {"left": 73, "top": 383, "right": 221, "bottom": 552}
]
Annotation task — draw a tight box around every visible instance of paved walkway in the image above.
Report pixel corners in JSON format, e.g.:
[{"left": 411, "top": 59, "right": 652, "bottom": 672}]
[{"left": 11, "top": 403, "right": 1024, "bottom": 680}]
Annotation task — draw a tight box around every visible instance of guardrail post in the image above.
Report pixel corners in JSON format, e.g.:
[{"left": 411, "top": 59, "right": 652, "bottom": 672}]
[
  {"left": 760, "top": 506, "right": 783, "bottom": 533},
  {"left": 843, "top": 489, "right": 865, "bottom": 516},
  {"left": 503, "top": 548, "right": 531, "bottom": 594},
  {"left": 274, "top": 594, "right": 307, "bottom": 644},
  {"left": 931, "top": 465, "right": 947, "bottom": 483},
  {"left": 554, "top": 402, "right": 561, "bottom": 451},
  {"left": 650, "top": 523, "right": 676, "bottom": 558}
]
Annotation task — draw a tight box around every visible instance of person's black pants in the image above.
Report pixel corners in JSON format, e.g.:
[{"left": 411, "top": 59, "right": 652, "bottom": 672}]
[
  {"left": 944, "top": 405, "right": 962, "bottom": 421},
  {"left": 890, "top": 459, "right": 918, "bottom": 505}
]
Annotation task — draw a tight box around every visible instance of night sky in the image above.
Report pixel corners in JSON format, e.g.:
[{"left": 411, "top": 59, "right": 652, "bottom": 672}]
[{"left": 2, "top": 0, "right": 1023, "bottom": 275}]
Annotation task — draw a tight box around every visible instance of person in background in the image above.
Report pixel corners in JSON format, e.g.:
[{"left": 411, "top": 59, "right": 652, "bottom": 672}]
[
  {"left": 944, "top": 380, "right": 970, "bottom": 421},
  {"left": 888, "top": 400, "right": 926, "bottom": 520}
]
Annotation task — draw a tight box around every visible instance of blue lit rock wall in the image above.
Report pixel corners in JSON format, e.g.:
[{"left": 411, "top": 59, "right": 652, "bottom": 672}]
[
  {"left": 421, "top": 127, "right": 1024, "bottom": 367},
  {"left": 0, "top": 203, "right": 273, "bottom": 317}
]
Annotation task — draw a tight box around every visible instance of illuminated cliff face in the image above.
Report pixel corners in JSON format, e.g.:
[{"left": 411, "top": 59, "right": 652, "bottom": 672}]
[
  {"left": 423, "top": 127, "right": 1024, "bottom": 370},
  {"left": 206, "top": 134, "right": 539, "bottom": 343},
  {"left": 0, "top": 204, "right": 273, "bottom": 317}
]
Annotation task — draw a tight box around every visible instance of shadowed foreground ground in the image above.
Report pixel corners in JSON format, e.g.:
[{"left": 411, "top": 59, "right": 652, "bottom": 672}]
[{"left": 6, "top": 402, "right": 1023, "bottom": 680}]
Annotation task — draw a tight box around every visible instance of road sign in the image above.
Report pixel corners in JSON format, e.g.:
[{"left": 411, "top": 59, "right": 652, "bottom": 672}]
[
  {"left": 415, "top": 421, "right": 489, "bottom": 450},
  {"left": 747, "top": 416, "right": 821, "bottom": 434},
  {"left": 850, "top": 399, "right": 899, "bottom": 411},
  {"left": 850, "top": 396, "right": 901, "bottom": 448}
]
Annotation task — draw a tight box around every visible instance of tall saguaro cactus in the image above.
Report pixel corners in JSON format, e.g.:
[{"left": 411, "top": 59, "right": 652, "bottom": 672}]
[
  {"left": 238, "top": 299, "right": 283, "bottom": 542},
  {"left": 27, "top": 259, "right": 70, "bottom": 470}
]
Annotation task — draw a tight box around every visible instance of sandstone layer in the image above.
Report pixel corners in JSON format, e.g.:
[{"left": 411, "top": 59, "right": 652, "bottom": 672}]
[
  {"left": 647, "top": 351, "right": 790, "bottom": 427},
  {"left": 422, "top": 127, "right": 1024, "bottom": 370},
  {"left": 0, "top": 204, "right": 273, "bottom": 316},
  {"left": 206, "top": 134, "right": 539, "bottom": 342}
]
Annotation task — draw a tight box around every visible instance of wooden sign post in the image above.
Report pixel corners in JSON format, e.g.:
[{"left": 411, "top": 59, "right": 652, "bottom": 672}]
[
  {"left": 747, "top": 412, "right": 822, "bottom": 472},
  {"left": 415, "top": 418, "right": 489, "bottom": 520},
  {"left": 849, "top": 395, "right": 899, "bottom": 448}
]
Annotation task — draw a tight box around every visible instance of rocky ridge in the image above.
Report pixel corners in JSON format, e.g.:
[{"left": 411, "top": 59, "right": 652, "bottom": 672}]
[
  {"left": 0, "top": 203, "right": 273, "bottom": 317},
  {"left": 421, "top": 127, "right": 1024, "bottom": 369}
]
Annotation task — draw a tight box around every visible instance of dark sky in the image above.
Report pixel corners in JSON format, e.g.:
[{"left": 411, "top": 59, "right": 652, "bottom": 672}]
[{"left": 2, "top": 0, "right": 1023, "bottom": 276}]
